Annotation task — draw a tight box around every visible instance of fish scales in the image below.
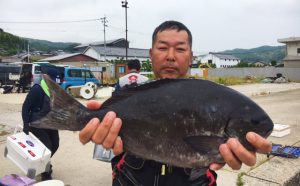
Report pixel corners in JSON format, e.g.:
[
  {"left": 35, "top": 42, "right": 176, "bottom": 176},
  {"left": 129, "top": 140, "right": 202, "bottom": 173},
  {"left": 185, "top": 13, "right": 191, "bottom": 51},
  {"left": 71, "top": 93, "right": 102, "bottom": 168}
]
[{"left": 31, "top": 75, "right": 274, "bottom": 168}]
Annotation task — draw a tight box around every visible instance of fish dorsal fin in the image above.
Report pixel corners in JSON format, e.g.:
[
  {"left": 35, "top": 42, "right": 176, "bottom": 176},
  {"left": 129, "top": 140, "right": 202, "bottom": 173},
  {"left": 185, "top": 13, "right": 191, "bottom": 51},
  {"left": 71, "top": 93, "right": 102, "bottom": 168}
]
[
  {"left": 183, "top": 135, "right": 226, "bottom": 155},
  {"left": 102, "top": 78, "right": 188, "bottom": 107}
]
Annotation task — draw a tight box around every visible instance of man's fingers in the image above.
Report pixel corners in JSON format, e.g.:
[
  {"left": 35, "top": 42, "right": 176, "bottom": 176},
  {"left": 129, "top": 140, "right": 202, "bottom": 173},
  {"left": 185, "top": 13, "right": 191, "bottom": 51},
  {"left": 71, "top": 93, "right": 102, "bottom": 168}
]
[
  {"left": 102, "top": 118, "right": 122, "bottom": 149},
  {"left": 113, "top": 136, "right": 124, "bottom": 156},
  {"left": 86, "top": 100, "right": 102, "bottom": 110},
  {"left": 228, "top": 138, "right": 256, "bottom": 167},
  {"left": 79, "top": 118, "right": 99, "bottom": 144},
  {"left": 209, "top": 163, "right": 225, "bottom": 171},
  {"left": 91, "top": 112, "right": 115, "bottom": 144},
  {"left": 219, "top": 143, "right": 242, "bottom": 170},
  {"left": 246, "top": 132, "right": 272, "bottom": 153}
]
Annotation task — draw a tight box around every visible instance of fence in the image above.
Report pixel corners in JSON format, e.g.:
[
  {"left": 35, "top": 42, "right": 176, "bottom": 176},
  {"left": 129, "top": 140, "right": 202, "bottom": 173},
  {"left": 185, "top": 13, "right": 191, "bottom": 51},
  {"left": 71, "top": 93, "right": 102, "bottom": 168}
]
[{"left": 191, "top": 67, "right": 300, "bottom": 82}]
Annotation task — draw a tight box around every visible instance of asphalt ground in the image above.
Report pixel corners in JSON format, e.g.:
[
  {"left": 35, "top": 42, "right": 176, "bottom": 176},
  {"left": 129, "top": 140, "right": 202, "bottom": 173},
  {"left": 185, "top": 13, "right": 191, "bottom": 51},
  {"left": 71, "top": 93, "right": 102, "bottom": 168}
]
[{"left": 1, "top": 83, "right": 300, "bottom": 186}]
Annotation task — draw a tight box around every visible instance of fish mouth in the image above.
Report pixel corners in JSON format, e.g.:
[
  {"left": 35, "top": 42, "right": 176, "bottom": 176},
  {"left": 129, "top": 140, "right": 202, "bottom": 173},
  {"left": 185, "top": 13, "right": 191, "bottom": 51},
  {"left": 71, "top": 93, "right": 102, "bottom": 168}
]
[{"left": 224, "top": 117, "right": 273, "bottom": 137}]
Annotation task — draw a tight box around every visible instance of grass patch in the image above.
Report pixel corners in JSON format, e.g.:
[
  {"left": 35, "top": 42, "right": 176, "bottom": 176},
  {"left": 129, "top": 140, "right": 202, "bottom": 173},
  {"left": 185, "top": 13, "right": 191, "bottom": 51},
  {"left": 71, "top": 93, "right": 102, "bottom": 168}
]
[
  {"left": 205, "top": 76, "right": 263, "bottom": 86},
  {"left": 236, "top": 172, "right": 247, "bottom": 186}
]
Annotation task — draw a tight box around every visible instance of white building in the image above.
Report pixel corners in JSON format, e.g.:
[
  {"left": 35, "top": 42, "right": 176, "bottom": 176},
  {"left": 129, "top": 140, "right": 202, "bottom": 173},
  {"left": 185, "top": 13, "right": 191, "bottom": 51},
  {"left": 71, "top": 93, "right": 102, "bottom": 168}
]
[
  {"left": 278, "top": 37, "right": 300, "bottom": 68},
  {"left": 200, "top": 52, "right": 240, "bottom": 68}
]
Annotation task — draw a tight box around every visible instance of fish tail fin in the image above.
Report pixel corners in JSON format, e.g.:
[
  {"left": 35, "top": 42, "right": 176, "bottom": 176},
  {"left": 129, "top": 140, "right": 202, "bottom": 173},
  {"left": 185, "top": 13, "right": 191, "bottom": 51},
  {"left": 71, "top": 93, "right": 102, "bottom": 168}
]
[{"left": 31, "top": 74, "right": 92, "bottom": 131}]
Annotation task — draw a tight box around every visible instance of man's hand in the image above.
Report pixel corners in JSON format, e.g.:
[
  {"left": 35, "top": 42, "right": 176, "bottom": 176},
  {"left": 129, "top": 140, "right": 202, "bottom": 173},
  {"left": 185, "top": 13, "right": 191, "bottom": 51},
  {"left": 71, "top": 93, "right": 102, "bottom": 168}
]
[
  {"left": 79, "top": 100, "right": 124, "bottom": 155},
  {"left": 210, "top": 132, "right": 272, "bottom": 170}
]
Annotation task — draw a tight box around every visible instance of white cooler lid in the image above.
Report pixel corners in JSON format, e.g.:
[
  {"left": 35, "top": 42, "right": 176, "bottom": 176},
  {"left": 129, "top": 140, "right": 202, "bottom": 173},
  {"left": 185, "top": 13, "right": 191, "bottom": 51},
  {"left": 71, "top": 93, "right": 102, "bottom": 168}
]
[{"left": 32, "top": 180, "right": 64, "bottom": 186}]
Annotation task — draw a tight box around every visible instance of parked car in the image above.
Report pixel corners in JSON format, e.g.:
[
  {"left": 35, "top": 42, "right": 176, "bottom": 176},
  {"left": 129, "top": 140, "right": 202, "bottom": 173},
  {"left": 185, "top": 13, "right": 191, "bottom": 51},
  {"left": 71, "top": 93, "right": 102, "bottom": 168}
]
[
  {"left": 60, "top": 67, "right": 100, "bottom": 90},
  {"left": 0, "top": 63, "right": 21, "bottom": 87}
]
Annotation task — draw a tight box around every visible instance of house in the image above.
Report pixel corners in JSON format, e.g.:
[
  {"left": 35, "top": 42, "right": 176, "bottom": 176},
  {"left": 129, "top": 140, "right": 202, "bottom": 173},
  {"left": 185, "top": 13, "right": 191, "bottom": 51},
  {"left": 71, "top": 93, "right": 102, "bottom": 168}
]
[
  {"left": 0, "top": 56, "right": 22, "bottom": 63},
  {"left": 278, "top": 37, "right": 300, "bottom": 68},
  {"left": 38, "top": 53, "right": 99, "bottom": 67},
  {"left": 83, "top": 46, "right": 149, "bottom": 62},
  {"left": 74, "top": 38, "right": 128, "bottom": 52},
  {"left": 200, "top": 52, "right": 240, "bottom": 68},
  {"left": 38, "top": 53, "right": 116, "bottom": 81},
  {"left": 253, "top": 61, "right": 270, "bottom": 67}
]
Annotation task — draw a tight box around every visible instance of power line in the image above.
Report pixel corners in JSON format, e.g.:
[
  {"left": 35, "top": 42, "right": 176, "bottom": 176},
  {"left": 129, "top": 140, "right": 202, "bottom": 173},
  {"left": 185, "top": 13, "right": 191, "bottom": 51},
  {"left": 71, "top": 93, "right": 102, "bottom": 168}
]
[{"left": 0, "top": 19, "right": 100, "bottom": 24}]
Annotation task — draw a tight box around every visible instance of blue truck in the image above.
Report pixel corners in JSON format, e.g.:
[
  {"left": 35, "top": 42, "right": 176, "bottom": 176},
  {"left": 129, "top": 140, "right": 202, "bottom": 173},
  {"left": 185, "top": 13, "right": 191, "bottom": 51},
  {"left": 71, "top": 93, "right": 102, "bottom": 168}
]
[{"left": 60, "top": 67, "right": 100, "bottom": 90}]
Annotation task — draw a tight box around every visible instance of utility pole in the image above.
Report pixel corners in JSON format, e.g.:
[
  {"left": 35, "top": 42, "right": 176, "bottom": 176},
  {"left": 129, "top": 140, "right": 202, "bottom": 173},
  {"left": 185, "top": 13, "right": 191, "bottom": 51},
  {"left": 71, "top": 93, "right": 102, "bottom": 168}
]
[
  {"left": 122, "top": 0, "right": 128, "bottom": 62},
  {"left": 100, "top": 16, "right": 108, "bottom": 62},
  {"left": 27, "top": 40, "right": 29, "bottom": 63}
]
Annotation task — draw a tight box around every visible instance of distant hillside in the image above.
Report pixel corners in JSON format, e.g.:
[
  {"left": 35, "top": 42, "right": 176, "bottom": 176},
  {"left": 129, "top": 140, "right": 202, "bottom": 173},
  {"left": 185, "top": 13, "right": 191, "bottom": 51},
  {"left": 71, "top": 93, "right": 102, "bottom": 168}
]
[
  {"left": 0, "top": 29, "right": 26, "bottom": 55},
  {"left": 0, "top": 29, "right": 79, "bottom": 56},
  {"left": 26, "top": 38, "right": 79, "bottom": 53},
  {"left": 220, "top": 45, "right": 286, "bottom": 63}
]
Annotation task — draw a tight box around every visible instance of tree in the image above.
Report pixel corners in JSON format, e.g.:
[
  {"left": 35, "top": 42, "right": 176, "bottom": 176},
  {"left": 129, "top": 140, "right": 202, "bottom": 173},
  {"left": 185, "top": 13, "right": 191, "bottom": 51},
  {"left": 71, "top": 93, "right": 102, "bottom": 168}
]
[
  {"left": 141, "top": 59, "right": 152, "bottom": 71},
  {"left": 236, "top": 61, "right": 249, "bottom": 67},
  {"left": 271, "top": 60, "right": 277, "bottom": 66}
]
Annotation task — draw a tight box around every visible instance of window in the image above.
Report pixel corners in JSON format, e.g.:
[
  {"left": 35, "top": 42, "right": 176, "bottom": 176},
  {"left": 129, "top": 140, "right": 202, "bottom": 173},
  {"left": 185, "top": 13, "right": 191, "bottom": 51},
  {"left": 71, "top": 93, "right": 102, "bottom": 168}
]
[
  {"left": 118, "top": 66, "right": 125, "bottom": 73},
  {"left": 87, "top": 71, "right": 95, "bottom": 78},
  {"left": 68, "top": 69, "right": 81, "bottom": 77},
  {"left": 297, "top": 48, "right": 300, "bottom": 54},
  {"left": 34, "top": 66, "right": 42, "bottom": 74}
]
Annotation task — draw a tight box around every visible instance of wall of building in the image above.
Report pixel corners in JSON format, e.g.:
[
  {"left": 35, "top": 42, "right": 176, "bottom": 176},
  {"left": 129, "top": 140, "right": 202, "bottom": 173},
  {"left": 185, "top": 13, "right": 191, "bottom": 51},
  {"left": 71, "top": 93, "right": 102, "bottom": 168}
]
[
  {"left": 284, "top": 61, "right": 300, "bottom": 68},
  {"left": 287, "top": 42, "right": 300, "bottom": 55},
  {"left": 63, "top": 55, "right": 97, "bottom": 62},
  {"left": 206, "top": 67, "right": 300, "bottom": 81},
  {"left": 201, "top": 54, "right": 239, "bottom": 68},
  {"left": 55, "top": 61, "right": 98, "bottom": 68}
]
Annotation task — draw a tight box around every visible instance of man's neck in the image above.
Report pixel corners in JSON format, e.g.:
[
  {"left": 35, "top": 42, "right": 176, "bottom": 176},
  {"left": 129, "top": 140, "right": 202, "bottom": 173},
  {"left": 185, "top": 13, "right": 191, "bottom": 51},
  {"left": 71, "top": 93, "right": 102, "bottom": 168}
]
[{"left": 128, "top": 69, "right": 139, "bottom": 73}]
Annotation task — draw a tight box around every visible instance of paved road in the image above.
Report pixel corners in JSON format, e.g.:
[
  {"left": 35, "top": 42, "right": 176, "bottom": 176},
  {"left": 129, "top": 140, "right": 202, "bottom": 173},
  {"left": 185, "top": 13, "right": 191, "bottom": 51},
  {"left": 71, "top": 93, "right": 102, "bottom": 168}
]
[{"left": 0, "top": 87, "right": 300, "bottom": 185}]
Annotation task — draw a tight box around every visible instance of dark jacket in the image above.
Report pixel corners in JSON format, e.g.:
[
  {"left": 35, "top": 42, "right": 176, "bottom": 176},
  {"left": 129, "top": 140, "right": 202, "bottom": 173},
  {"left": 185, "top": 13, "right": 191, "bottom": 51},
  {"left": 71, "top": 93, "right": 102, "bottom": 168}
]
[
  {"left": 22, "top": 84, "right": 50, "bottom": 128},
  {"left": 111, "top": 154, "right": 217, "bottom": 186}
]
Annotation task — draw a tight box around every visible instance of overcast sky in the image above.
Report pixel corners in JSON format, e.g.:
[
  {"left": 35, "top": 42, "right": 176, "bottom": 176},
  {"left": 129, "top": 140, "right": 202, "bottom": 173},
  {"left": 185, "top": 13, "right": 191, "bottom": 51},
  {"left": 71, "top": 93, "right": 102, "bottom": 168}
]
[{"left": 0, "top": 0, "right": 299, "bottom": 54}]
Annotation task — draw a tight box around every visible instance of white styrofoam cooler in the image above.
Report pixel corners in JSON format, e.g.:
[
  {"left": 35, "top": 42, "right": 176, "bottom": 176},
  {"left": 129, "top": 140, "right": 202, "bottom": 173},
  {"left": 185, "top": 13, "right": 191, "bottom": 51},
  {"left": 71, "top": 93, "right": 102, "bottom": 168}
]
[
  {"left": 270, "top": 123, "right": 291, "bottom": 138},
  {"left": 4, "top": 132, "right": 51, "bottom": 178}
]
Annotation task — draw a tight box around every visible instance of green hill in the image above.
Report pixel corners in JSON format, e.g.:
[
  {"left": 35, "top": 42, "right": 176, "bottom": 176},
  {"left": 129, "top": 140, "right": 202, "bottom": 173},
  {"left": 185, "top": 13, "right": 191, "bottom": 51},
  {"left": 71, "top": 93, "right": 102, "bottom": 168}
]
[
  {"left": 26, "top": 38, "right": 79, "bottom": 53},
  {"left": 0, "top": 29, "right": 26, "bottom": 55},
  {"left": 220, "top": 45, "right": 286, "bottom": 63},
  {"left": 0, "top": 29, "right": 78, "bottom": 56}
]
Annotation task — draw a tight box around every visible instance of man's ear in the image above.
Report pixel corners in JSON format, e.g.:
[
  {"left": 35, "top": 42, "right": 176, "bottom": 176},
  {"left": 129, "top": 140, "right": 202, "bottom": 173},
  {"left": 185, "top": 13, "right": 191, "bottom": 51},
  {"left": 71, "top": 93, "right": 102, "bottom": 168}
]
[
  {"left": 189, "top": 51, "right": 193, "bottom": 66},
  {"left": 149, "top": 48, "right": 153, "bottom": 61}
]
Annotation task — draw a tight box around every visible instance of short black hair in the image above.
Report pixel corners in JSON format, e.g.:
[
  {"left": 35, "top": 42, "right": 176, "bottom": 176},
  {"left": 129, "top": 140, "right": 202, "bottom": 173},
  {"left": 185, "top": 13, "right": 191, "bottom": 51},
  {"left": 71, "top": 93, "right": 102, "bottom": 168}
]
[
  {"left": 152, "top": 20, "right": 193, "bottom": 48},
  {"left": 127, "top": 59, "right": 141, "bottom": 71}
]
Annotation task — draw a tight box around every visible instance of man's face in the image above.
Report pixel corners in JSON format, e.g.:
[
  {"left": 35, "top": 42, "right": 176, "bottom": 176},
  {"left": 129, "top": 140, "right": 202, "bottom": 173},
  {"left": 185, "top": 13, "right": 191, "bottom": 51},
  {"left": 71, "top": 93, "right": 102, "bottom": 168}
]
[{"left": 150, "top": 29, "right": 193, "bottom": 79}]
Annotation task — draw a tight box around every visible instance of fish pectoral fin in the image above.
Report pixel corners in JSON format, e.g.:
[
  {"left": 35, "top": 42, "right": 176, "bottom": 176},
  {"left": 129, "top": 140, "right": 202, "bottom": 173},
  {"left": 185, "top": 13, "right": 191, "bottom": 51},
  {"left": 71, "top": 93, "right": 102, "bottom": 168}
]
[{"left": 184, "top": 135, "right": 226, "bottom": 155}]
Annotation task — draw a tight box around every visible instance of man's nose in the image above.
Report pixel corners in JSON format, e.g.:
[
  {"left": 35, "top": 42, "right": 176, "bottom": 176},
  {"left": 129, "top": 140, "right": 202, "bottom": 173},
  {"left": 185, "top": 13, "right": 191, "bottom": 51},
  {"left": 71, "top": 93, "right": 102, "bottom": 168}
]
[{"left": 166, "top": 48, "right": 175, "bottom": 62}]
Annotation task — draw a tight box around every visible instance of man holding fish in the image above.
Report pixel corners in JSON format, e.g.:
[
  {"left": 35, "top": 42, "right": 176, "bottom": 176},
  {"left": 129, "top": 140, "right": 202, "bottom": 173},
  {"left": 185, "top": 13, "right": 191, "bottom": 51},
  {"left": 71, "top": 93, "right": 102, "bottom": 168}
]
[{"left": 78, "top": 20, "right": 272, "bottom": 185}]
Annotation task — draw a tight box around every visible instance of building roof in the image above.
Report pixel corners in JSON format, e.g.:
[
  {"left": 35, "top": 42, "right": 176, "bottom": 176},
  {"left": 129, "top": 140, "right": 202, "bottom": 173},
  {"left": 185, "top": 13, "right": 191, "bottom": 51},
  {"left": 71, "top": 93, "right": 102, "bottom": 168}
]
[
  {"left": 39, "top": 53, "right": 97, "bottom": 61},
  {"left": 209, "top": 52, "right": 240, "bottom": 60},
  {"left": 87, "top": 46, "right": 149, "bottom": 58},
  {"left": 254, "top": 61, "right": 269, "bottom": 65},
  {"left": 75, "top": 38, "right": 126, "bottom": 48},
  {"left": 278, "top": 37, "right": 300, "bottom": 43}
]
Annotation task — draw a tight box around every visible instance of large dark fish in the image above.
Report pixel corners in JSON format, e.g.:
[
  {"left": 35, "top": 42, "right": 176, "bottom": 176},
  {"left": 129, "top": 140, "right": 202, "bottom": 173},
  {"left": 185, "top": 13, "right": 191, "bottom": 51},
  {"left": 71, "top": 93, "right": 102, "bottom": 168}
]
[{"left": 31, "top": 75, "right": 273, "bottom": 168}]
